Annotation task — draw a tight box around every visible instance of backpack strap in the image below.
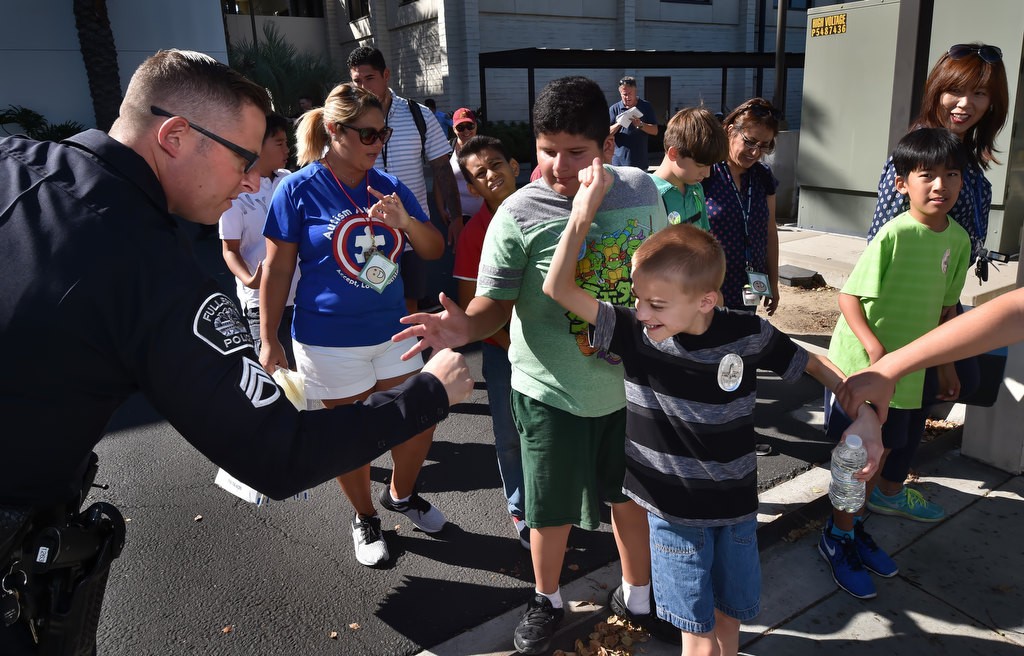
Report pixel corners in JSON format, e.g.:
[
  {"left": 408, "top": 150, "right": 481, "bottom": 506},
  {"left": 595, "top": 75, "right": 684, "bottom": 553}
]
[{"left": 409, "top": 100, "right": 428, "bottom": 161}]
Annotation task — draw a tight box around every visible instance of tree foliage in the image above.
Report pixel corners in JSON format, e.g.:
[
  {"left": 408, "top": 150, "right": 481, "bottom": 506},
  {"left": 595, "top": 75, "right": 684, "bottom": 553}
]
[
  {"left": 0, "top": 106, "right": 86, "bottom": 142},
  {"left": 229, "top": 23, "right": 338, "bottom": 118}
]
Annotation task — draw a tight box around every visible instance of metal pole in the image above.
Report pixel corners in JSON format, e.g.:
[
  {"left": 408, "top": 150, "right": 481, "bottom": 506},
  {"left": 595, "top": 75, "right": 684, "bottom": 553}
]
[
  {"left": 248, "top": 0, "right": 258, "bottom": 48},
  {"left": 755, "top": 0, "right": 767, "bottom": 98},
  {"left": 773, "top": 0, "right": 787, "bottom": 117}
]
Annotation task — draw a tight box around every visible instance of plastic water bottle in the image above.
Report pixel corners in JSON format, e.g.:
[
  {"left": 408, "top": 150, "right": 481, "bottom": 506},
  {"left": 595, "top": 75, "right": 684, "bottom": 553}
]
[{"left": 829, "top": 435, "right": 868, "bottom": 512}]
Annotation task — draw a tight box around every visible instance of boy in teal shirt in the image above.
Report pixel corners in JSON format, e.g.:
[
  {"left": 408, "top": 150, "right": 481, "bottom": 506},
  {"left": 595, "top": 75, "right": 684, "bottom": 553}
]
[
  {"left": 820, "top": 128, "right": 971, "bottom": 600},
  {"left": 650, "top": 107, "right": 728, "bottom": 231},
  {"left": 395, "top": 76, "right": 668, "bottom": 654}
]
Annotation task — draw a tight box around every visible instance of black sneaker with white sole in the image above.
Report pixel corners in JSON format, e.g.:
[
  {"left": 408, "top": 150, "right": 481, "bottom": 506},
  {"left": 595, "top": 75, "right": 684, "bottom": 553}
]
[
  {"left": 378, "top": 488, "right": 447, "bottom": 533},
  {"left": 513, "top": 594, "right": 564, "bottom": 655}
]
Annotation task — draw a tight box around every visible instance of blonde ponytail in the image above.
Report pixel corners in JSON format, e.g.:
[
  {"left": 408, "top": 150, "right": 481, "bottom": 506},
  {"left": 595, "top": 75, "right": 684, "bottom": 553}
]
[{"left": 295, "top": 107, "right": 329, "bottom": 167}]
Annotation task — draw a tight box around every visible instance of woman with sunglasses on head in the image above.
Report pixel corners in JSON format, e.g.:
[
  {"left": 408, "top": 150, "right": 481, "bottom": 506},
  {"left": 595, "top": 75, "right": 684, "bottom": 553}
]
[
  {"left": 435, "top": 107, "right": 484, "bottom": 233},
  {"left": 861, "top": 43, "right": 1009, "bottom": 524},
  {"left": 702, "top": 98, "right": 783, "bottom": 315},
  {"left": 260, "top": 83, "right": 445, "bottom": 568}
]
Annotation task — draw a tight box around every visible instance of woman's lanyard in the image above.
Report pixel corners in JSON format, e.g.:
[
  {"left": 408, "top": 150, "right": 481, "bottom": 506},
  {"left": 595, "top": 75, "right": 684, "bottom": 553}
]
[
  {"left": 723, "top": 166, "right": 754, "bottom": 268},
  {"left": 323, "top": 161, "right": 376, "bottom": 255}
]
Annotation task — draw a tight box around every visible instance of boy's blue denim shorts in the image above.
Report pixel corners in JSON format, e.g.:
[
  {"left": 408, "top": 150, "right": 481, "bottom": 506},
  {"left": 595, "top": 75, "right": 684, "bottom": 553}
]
[{"left": 649, "top": 514, "right": 761, "bottom": 634}]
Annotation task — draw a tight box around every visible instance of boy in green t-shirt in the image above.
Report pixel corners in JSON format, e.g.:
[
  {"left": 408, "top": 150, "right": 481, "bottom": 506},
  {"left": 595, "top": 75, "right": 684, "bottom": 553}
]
[
  {"left": 395, "top": 76, "right": 668, "bottom": 654},
  {"left": 820, "top": 128, "right": 971, "bottom": 601},
  {"left": 650, "top": 107, "right": 728, "bottom": 231}
]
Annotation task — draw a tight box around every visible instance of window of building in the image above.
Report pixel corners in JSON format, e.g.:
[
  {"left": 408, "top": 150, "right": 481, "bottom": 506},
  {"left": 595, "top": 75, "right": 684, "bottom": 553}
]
[
  {"left": 661, "top": 1, "right": 712, "bottom": 5},
  {"left": 223, "top": 1, "right": 323, "bottom": 17}
]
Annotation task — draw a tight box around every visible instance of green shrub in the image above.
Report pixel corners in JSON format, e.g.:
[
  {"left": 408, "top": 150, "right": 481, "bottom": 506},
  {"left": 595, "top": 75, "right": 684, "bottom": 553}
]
[
  {"left": 229, "top": 23, "right": 337, "bottom": 119},
  {"left": 480, "top": 120, "right": 535, "bottom": 167}
]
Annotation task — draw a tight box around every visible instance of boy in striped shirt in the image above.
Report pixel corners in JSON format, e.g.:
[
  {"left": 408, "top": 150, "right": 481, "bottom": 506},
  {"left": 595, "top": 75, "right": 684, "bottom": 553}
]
[{"left": 543, "top": 168, "right": 882, "bottom": 654}]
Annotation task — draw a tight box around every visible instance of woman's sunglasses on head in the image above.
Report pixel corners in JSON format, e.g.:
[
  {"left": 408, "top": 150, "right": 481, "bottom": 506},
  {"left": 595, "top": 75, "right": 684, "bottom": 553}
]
[
  {"left": 741, "top": 102, "right": 782, "bottom": 121},
  {"left": 948, "top": 44, "right": 1002, "bottom": 64},
  {"left": 339, "top": 123, "right": 393, "bottom": 145}
]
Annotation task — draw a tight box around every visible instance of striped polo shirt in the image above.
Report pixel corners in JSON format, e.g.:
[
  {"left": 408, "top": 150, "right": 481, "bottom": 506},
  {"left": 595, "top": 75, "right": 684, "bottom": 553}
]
[{"left": 375, "top": 90, "right": 451, "bottom": 214}]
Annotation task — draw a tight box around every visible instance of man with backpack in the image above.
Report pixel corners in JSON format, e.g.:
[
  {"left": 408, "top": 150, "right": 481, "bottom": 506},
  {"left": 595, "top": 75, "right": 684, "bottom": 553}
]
[{"left": 347, "top": 47, "right": 463, "bottom": 313}]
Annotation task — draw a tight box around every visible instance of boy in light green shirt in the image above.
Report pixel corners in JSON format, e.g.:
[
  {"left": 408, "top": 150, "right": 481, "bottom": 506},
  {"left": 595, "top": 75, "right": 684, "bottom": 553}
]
[
  {"left": 650, "top": 107, "right": 728, "bottom": 231},
  {"left": 395, "top": 76, "right": 669, "bottom": 654}
]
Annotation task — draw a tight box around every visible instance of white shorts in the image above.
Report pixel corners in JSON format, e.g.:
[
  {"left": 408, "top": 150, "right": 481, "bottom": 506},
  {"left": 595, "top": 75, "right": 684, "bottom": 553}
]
[{"left": 293, "top": 338, "right": 423, "bottom": 400}]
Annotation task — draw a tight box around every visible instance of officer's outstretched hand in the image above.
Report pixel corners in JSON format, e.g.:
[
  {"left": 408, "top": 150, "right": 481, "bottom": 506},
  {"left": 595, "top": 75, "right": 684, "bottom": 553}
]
[{"left": 420, "top": 348, "right": 473, "bottom": 406}]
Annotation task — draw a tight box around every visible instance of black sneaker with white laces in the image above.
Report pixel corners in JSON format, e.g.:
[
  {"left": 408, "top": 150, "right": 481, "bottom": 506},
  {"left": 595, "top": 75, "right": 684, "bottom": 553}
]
[
  {"left": 378, "top": 487, "right": 447, "bottom": 533},
  {"left": 513, "top": 594, "right": 564, "bottom": 655}
]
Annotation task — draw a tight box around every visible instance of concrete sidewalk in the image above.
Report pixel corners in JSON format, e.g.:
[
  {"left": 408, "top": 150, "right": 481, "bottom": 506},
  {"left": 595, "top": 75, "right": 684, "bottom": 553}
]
[
  {"left": 421, "top": 449, "right": 1024, "bottom": 656},
  {"left": 776, "top": 225, "right": 1019, "bottom": 307}
]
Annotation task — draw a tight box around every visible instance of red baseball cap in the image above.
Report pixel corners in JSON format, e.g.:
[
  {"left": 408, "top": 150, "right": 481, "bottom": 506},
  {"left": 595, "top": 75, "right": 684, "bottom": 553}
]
[{"left": 452, "top": 107, "right": 477, "bottom": 126}]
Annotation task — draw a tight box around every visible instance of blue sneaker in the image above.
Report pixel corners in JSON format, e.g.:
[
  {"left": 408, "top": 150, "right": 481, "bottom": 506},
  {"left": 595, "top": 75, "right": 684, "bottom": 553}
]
[
  {"left": 853, "top": 522, "right": 898, "bottom": 577},
  {"left": 819, "top": 521, "right": 876, "bottom": 599},
  {"left": 868, "top": 486, "right": 945, "bottom": 522}
]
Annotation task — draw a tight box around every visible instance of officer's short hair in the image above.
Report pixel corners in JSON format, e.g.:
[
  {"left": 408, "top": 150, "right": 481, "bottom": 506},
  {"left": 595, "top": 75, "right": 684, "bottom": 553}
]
[{"left": 121, "top": 49, "right": 271, "bottom": 130}]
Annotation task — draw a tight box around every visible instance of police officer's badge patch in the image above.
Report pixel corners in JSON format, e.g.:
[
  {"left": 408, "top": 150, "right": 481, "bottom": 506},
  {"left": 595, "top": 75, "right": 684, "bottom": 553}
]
[{"left": 193, "top": 293, "right": 255, "bottom": 355}]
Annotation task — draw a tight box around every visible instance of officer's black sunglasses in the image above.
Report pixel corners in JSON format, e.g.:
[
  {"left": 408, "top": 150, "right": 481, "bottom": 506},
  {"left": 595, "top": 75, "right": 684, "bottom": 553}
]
[
  {"left": 948, "top": 44, "right": 1002, "bottom": 64},
  {"left": 150, "top": 105, "right": 260, "bottom": 173}
]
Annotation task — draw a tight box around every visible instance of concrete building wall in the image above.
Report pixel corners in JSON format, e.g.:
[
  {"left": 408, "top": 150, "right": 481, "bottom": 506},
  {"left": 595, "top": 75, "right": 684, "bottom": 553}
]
[{"left": 1, "top": 0, "right": 225, "bottom": 131}]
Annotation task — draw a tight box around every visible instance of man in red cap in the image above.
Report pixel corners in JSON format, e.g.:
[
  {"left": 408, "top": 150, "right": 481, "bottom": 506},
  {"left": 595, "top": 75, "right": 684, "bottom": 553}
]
[{"left": 436, "top": 107, "right": 484, "bottom": 225}]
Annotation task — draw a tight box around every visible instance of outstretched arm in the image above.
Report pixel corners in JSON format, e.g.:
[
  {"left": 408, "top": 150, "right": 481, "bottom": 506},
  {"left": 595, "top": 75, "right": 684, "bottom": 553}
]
[
  {"left": 542, "top": 158, "right": 612, "bottom": 325},
  {"left": 838, "top": 288, "right": 1024, "bottom": 415},
  {"left": 393, "top": 292, "right": 514, "bottom": 361},
  {"left": 804, "top": 352, "right": 883, "bottom": 480}
]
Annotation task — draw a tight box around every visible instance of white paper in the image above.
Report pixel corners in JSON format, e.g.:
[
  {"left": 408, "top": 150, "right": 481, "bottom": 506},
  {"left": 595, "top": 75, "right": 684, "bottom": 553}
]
[{"left": 214, "top": 367, "right": 309, "bottom": 505}]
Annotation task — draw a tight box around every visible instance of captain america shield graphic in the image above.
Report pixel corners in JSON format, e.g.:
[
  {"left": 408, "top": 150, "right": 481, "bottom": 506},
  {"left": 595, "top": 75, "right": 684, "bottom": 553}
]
[{"left": 330, "top": 212, "right": 404, "bottom": 280}]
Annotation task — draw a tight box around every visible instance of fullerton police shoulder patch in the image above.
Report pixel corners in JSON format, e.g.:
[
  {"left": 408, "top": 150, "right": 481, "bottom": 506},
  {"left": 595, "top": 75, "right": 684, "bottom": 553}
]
[{"left": 193, "top": 293, "right": 254, "bottom": 355}]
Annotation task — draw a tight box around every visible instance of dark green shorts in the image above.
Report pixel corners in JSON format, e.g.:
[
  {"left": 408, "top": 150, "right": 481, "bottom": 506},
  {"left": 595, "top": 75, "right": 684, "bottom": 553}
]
[{"left": 511, "top": 390, "right": 628, "bottom": 530}]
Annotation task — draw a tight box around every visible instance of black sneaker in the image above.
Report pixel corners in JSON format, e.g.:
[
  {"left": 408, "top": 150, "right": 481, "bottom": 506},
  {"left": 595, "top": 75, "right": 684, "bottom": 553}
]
[
  {"left": 513, "top": 594, "right": 564, "bottom": 655},
  {"left": 378, "top": 488, "right": 447, "bottom": 533},
  {"left": 608, "top": 584, "right": 681, "bottom": 644}
]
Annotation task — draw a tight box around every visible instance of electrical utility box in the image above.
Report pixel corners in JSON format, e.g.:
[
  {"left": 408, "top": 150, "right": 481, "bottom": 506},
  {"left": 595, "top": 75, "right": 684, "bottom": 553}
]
[{"left": 796, "top": 0, "right": 1024, "bottom": 254}]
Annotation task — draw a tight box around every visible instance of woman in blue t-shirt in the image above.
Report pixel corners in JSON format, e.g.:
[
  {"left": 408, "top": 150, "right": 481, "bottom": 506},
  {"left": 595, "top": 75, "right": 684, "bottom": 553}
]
[
  {"left": 702, "top": 98, "right": 782, "bottom": 314},
  {"left": 261, "top": 83, "right": 445, "bottom": 568}
]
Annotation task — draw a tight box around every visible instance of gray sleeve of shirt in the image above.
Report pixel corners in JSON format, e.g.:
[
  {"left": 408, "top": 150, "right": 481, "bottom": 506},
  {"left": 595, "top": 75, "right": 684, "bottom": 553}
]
[{"left": 590, "top": 300, "right": 618, "bottom": 352}]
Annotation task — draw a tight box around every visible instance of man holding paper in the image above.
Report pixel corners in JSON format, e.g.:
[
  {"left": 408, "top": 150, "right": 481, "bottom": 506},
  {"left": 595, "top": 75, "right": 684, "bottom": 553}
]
[{"left": 609, "top": 76, "right": 659, "bottom": 169}]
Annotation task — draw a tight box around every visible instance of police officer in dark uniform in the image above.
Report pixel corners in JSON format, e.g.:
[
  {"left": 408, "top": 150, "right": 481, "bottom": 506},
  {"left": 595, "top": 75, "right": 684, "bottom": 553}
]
[{"left": 0, "top": 49, "right": 472, "bottom": 654}]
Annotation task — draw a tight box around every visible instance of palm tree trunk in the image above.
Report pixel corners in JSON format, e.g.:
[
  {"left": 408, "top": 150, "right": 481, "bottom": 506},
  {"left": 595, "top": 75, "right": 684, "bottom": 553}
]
[{"left": 73, "top": 0, "right": 122, "bottom": 131}]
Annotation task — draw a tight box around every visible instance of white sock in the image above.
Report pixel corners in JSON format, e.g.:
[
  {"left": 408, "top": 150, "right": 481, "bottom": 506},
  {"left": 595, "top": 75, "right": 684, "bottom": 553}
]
[
  {"left": 391, "top": 492, "right": 410, "bottom": 504},
  {"left": 537, "top": 587, "right": 563, "bottom": 609},
  {"left": 623, "top": 580, "right": 651, "bottom": 615}
]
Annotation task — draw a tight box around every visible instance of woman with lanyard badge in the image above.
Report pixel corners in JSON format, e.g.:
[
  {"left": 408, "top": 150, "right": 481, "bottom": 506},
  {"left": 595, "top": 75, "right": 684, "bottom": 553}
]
[
  {"left": 864, "top": 43, "right": 1009, "bottom": 523},
  {"left": 703, "top": 98, "right": 783, "bottom": 315},
  {"left": 260, "top": 83, "right": 445, "bottom": 567}
]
